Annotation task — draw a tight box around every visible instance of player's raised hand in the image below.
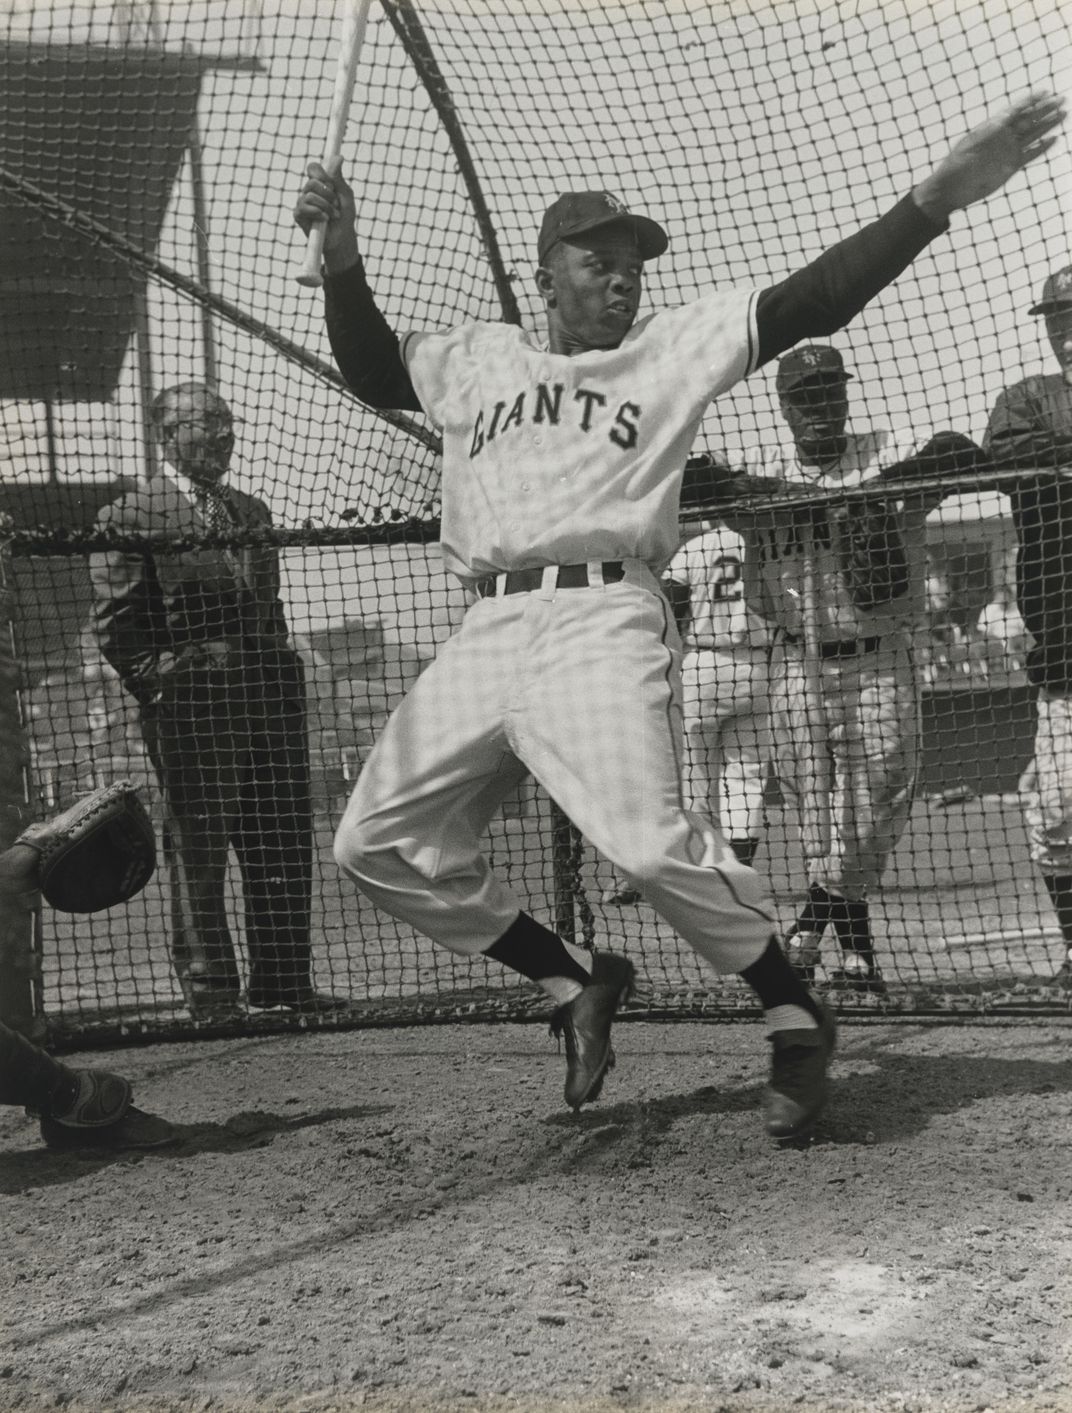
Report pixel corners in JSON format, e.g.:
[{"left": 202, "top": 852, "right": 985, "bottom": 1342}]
[
  {"left": 294, "top": 157, "right": 359, "bottom": 272},
  {"left": 912, "top": 90, "right": 1066, "bottom": 222}
]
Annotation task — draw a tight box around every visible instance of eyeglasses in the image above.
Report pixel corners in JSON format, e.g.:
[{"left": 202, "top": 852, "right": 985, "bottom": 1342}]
[{"left": 162, "top": 416, "right": 234, "bottom": 434}]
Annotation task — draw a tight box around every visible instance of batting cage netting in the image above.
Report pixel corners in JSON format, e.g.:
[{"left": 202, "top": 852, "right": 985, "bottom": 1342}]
[{"left": 0, "top": 0, "right": 1069, "bottom": 1045}]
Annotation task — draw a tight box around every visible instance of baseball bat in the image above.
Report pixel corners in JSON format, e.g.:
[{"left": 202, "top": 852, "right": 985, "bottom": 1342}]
[
  {"left": 296, "top": 0, "right": 374, "bottom": 288},
  {"left": 798, "top": 513, "right": 833, "bottom": 858}
]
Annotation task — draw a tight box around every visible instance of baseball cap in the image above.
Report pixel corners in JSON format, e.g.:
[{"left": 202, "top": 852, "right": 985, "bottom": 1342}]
[
  {"left": 775, "top": 344, "right": 854, "bottom": 393},
  {"left": 1028, "top": 265, "right": 1072, "bottom": 315},
  {"left": 537, "top": 192, "right": 669, "bottom": 266}
]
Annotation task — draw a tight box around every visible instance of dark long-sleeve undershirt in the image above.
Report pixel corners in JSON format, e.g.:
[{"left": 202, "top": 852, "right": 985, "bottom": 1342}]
[{"left": 322, "top": 192, "right": 946, "bottom": 413}]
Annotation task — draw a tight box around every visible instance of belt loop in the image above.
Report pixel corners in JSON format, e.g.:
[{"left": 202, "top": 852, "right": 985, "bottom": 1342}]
[
  {"left": 587, "top": 559, "right": 605, "bottom": 591},
  {"left": 495, "top": 572, "right": 509, "bottom": 598},
  {"left": 538, "top": 565, "right": 558, "bottom": 601}
]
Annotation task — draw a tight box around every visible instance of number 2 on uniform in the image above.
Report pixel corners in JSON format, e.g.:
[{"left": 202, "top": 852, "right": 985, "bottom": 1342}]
[{"left": 710, "top": 555, "right": 743, "bottom": 600}]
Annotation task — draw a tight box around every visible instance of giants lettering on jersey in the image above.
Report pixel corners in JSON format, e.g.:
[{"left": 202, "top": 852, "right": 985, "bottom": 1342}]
[{"left": 469, "top": 381, "right": 641, "bottom": 458}]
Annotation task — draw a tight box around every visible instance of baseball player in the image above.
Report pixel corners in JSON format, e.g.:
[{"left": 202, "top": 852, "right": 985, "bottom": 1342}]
[
  {"left": 723, "top": 345, "right": 987, "bottom": 992},
  {"left": 984, "top": 263, "right": 1072, "bottom": 986},
  {"left": 665, "top": 517, "right": 774, "bottom": 868},
  {"left": 295, "top": 91, "right": 1063, "bottom": 1141}
]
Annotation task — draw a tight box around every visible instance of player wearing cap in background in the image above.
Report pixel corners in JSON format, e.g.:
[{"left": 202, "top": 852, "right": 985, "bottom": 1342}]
[
  {"left": 295, "top": 92, "right": 1063, "bottom": 1142},
  {"left": 984, "top": 264, "right": 1072, "bottom": 986},
  {"left": 714, "top": 345, "right": 986, "bottom": 993}
]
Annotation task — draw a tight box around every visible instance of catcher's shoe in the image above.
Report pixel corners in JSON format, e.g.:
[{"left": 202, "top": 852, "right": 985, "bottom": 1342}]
[
  {"left": 827, "top": 954, "right": 888, "bottom": 996},
  {"left": 763, "top": 996, "right": 837, "bottom": 1143},
  {"left": 45, "top": 1068, "right": 132, "bottom": 1129},
  {"left": 785, "top": 930, "right": 823, "bottom": 984},
  {"left": 550, "top": 951, "right": 635, "bottom": 1111},
  {"left": 40, "top": 1104, "right": 177, "bottom": 1151}
]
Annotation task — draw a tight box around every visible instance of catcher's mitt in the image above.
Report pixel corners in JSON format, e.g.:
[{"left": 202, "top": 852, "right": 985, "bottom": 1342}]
[{"left": 15, "top": 781, "right": 157, "bottom": 913}]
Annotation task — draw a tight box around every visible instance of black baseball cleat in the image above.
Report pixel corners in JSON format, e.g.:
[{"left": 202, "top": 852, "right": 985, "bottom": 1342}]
[
  {"left": 549, "top": 951, "right": 635, "bottom": 1111},
  {"left": 763, "top": 996, "right": 837, "bottom": 1143}
]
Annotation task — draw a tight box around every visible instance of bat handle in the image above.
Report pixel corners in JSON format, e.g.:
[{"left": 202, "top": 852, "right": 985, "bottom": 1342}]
[
  {"left": 297, "top": 154, "right": 346, "bottom": 289},
  {"left": 297, "top": 224, "right": 328, "bottom": 288}
]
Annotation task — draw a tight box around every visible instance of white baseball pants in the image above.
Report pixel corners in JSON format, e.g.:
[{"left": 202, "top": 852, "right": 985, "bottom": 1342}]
[
  {"left": 771, "top": 632, "right": 919, "bottom": 901},
  {"left": 335, "top": 567, "right": 776, "bottom": 973},
  {"left": 681, "top": 647, "right": 772, "bottom": 841}
]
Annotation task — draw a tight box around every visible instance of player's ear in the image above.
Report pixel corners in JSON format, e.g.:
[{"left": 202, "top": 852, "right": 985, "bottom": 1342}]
[{"left": 535, "top": 263, "right": 556, "bottom": 308}]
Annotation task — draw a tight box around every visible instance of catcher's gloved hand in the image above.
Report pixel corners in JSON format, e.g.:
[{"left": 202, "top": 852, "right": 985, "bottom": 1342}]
[{"left": 15, "top": 781, "right": 157, "bottom": 913}]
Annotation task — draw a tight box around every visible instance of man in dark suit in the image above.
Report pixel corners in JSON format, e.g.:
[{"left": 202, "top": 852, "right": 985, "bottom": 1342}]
[{"left": 89, "top": 382, "right": 345, "bottom": 1019}]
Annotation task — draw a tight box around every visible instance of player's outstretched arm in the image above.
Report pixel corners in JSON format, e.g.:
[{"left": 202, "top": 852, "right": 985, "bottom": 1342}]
[
  {"left": 294, "top": 160, "right": 420, "bottom": 412},
  {"left": 754, "top": 92, "right": 1065, "bottom": 368},
  {"left": 912, "top": 92, "right": 1066, "bottom": 223}
]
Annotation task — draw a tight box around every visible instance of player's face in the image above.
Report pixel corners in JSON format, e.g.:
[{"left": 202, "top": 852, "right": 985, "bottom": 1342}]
[
  {"left": 779, "top": 377, "right": 850, "bottom": 451},
  {"left": 1044, "top": 306, "right": 1072, "bottom": 373},
  {"left": 537, "top": 228, "right": 643, "bottom": 353},
  {"left": 158, "top": 389, "right": 235, "bottom": 482}
]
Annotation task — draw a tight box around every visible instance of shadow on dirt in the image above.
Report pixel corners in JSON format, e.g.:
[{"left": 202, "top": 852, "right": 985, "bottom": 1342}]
[
  {"left": 544, "top": 1042, "right": 1072, "bottom": 1151},
  {"left": 0, "top": 1102, "right": 394, "bottom": 1195}
]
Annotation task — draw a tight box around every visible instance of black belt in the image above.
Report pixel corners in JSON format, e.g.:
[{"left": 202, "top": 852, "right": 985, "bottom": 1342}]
[
  {"left": 475, "top": 561, "right": 625, "bottom": 598},
  {"left": 819, "top": 636, "right": 883, "bottom": 659},
  {"left": 782, "top": 633, "right": 884, "bottom": 658}
]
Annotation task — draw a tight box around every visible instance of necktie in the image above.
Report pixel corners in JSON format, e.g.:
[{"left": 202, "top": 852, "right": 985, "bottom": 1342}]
[{"left": 195, "top": 482, "right": 237, "bottom": 531}]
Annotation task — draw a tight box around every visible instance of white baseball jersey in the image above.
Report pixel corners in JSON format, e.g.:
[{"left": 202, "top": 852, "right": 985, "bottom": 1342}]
[
  {"left": 666, "top": 525, "right": 773, "bottom": 653},
  {"left": 731, "top": 429, "right": 932, "bottom": 641},
  {"left": 400, "top": 289, "right": 759, "bottom": 585}
]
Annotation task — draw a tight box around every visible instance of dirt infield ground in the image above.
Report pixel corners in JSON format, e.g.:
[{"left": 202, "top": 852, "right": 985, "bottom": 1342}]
[{"left": 1, "top": 1018, "right": 1070, "bottom": 1413}]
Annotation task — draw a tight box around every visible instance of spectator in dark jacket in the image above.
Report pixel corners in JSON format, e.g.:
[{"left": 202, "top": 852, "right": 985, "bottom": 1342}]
[{"left": 90, "top": 384, "right": 348, "bottom": 1020}]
